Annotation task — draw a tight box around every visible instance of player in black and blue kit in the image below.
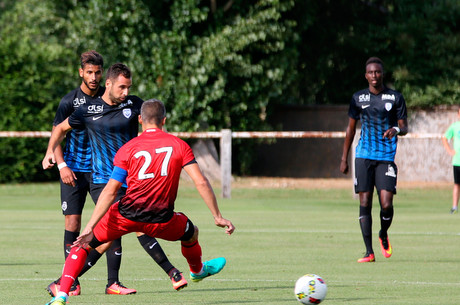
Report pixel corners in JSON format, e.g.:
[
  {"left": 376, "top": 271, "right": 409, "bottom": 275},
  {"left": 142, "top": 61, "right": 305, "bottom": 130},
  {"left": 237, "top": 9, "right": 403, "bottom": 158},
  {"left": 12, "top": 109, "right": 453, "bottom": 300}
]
[
  {"left": 43, "top": 63, "right": 186, "bottom": 302},
  {"left": 340, "top": 57, "right": 408, "bottom": 263},
  {"left": 45, "top": 51, "right": 111, "bottom": 296}
]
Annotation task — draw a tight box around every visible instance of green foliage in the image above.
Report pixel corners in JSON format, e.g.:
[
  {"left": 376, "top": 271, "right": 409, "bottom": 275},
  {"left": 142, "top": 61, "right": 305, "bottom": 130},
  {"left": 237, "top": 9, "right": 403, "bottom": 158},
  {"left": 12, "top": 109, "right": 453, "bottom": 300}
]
[
  {"left": 0, "top": 0, "right": 74, "bottom": 183},
  {"left": 288, "top": 0, "right": 460, "bottom": 107},
  {"left": 0, "top": 0, "right": 73, "bottom": 129},
  {"left": 9, "top": 0, "right": 297, "bottom": 177},
  {"left": 0, "top": 0, "right": 459, "bottom": 181},
  {"left": 0, "top": 138, "right": 56, "bottom": 182},
  {"left": 63, "top": 0, "right": 297, "bottom": 133},
  {"left": 387, "top": 0, "right": 460, "bottom": 107}
]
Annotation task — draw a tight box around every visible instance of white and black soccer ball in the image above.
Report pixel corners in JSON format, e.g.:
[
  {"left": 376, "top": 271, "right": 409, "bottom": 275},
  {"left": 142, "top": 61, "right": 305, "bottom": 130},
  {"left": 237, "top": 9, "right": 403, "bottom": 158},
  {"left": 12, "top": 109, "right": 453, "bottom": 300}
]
[{"left": 294, "top": 274, "right": 328, "bottom": 304}]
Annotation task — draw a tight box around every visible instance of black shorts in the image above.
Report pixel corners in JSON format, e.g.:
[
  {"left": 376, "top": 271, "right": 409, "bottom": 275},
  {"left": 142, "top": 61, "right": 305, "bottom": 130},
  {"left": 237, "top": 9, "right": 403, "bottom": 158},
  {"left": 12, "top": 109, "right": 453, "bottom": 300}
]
[
  {"left": 453, "top": 166, "right": 460, "bottom": 184},
  {"left": 89, "top": 181, "right": 127, "bottom": 204},
  {"left": 60, "top": 174, "right": 127, "bottom": 215},
  {"left": 354, "top": 158, "right": 397, "bottom": 194},
  {"left": 60, "top": 171, "right": 92, "bottom": 215}
]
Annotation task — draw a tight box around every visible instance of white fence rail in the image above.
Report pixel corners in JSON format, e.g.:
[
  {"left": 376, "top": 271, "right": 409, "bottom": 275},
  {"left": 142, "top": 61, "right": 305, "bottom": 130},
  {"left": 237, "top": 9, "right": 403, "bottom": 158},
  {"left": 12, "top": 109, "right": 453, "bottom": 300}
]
[
  {"left": 0, "top": 130, "right": 442, "bottom": 139},
  {"left": 0, "top": 130, "right": 444, "bottom": 198}
]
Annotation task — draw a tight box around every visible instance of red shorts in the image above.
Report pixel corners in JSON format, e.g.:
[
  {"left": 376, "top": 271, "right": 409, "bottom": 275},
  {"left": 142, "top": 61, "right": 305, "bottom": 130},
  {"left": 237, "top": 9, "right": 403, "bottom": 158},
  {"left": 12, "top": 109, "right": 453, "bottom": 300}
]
[{"left": 93, "top": 202, "right": 189, "bottom": 243}]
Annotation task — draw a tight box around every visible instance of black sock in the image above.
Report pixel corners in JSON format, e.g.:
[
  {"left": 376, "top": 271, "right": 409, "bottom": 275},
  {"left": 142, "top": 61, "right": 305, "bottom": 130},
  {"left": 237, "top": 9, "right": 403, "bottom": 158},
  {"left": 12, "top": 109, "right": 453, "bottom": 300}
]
[
  {"left": 78, "top": 249, "right": 103, "bottom": 278},
  {"left": 138, "top": 235, "right": 174, "bottom": 275},
  {"left": 168, "top": 268, "right": 180, "bottom": 279},
  {"left": 106, "top": 238, "right": 122, "bottom": 286},
  {"left": 64, "top": 230, "right": 79, "bottom": 260},
  {"left": 380, "top": 207, "right": 394, "bottom": 238},
  {"left": 359, "top": 206, "right": 373, "bottom": 254}
]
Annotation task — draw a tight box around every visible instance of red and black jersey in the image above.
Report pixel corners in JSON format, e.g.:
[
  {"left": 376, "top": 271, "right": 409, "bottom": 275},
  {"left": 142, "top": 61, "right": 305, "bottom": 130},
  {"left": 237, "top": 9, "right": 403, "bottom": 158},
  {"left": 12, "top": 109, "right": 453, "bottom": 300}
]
[{"left": 113, "top": 128, "right": 196, "bottom": 223}]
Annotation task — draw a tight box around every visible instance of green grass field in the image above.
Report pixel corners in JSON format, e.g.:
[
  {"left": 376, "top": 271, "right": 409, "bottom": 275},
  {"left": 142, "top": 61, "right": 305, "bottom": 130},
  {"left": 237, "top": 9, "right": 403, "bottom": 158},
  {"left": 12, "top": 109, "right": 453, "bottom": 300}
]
[{"left": 0, "top": 180, "right": 459, "bottom": 305}]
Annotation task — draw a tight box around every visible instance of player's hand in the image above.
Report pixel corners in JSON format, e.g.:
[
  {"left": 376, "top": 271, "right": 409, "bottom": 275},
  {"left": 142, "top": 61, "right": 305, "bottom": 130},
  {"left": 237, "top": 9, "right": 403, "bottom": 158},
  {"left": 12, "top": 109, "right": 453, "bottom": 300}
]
[
  {"left": 383, "top": 127, "right": 399, "bottom": 140},
  {"left": 340, "top": 159, "right": 349, "bottom": 174},
  {"left": 60, "top": 167, "right": 77, "bottom": 187},
  {"left": 73, "top": 226, "right": 94, "bottom": 249},
  {"left": 42, "top": 152, "right": 55, "bottom": 170},
  {"left": 214, "top": 216, "right": 235, "bottom": 235}
]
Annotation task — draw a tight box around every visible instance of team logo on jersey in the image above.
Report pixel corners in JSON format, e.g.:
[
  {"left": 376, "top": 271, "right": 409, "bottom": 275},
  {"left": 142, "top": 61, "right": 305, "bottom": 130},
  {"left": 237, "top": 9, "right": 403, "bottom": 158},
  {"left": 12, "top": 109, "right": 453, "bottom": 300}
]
[
  {"left": 382, "top": 94, "right": 395, "bottom": 101},
  {"left": 73, "top": 97, "right": 86, "bottom": 107},
  {"left": 88, "top": 104, "right": 103, "bottom": 113},
  {"left": 123, "top": 108, "right": 132, "bottom": 118},
  {"left": 385, "top": 102, "right": 392, "bottom": 111},
  {"left": 359, "top": 94, "right": 370, "bottom": 102},
  {"left": 385, "top": 164, "right": 397, "bottom": 178}
]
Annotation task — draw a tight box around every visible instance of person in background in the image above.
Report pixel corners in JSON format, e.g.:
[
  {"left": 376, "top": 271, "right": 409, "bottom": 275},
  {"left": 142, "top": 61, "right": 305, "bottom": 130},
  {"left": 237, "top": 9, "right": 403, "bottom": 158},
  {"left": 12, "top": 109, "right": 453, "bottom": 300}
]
[
  {"left": 340, "top": 57, "right": 408, "bottom": 263},
  {"left": 442, "top": 107, "right": 460, "bottom": 214}
]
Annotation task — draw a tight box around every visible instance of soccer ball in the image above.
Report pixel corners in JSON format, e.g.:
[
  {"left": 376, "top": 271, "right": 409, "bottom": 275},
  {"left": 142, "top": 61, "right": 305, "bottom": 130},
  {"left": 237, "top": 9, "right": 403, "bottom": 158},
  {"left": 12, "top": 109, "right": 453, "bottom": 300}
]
[{"left": 294, "top": 274, "right": 327, "bottom": 304}]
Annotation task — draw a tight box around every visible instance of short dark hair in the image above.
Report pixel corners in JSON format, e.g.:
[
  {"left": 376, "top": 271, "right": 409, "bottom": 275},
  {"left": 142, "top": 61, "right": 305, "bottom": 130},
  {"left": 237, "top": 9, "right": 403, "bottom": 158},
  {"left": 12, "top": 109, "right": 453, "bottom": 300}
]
[
  {"left": 80, "top": 50, "right": 103, "bottom": 69},
  {"left": 365, "top": 57, "right": 384, "bottom": 71},
  {"left": 141, "top": 99, "right": 166, "bottom": 125},
  {"left": 106, "top": 63, "right": 131, "bottom": 81}
]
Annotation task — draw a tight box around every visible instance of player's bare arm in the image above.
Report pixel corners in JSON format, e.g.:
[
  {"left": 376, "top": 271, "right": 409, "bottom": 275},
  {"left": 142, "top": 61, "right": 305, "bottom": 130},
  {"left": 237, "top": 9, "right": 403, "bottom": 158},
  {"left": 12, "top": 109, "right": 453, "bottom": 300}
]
[
  {"left": 184, "top": 162, "right": 235, "bottom": 235},
  {"left": 42, "top": 118, "right": 73, "bottom": 170},
  {"left": 442, "top": 136, "right": 456, "bottom": 156},
  {"left": 340, "top": 118, "right": 357, "bottom": 174},
  {"left": 58, "top": 163, "right": 77, "bottom": 187},
  {"left": 383, "top": 118, "right": 408, "bottom": 140},
  {"left": 51, "top": 125, "right": 77, "bottom": 186}
]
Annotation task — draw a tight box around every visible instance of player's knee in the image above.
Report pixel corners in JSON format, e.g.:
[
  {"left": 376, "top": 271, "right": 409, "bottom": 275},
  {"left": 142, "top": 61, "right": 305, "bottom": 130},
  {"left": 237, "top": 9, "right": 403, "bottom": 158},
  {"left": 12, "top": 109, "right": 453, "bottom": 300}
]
[
  {"left": 380, "top": 202, "right": 393, "bottom": 211},
  {"left": 181, "top": 222, "right": 198, "bottom": 244},
  {"left": 90, "top": 238, "right": 109, "bottom": 253},
  {"left": 65, "top": 215, "right": 82, "bottom": 232},
  {"left": 185, "top": 227, "right": 199, "bottom": 244},
  {"left": 379, "top": 192, "right": 393, "bottom": 210},
  {"left": 191, "top": 225, "right": 199, "bottom": 241},
  {"left": 359, "top": 197, "right": 372, "bottom": 208}
]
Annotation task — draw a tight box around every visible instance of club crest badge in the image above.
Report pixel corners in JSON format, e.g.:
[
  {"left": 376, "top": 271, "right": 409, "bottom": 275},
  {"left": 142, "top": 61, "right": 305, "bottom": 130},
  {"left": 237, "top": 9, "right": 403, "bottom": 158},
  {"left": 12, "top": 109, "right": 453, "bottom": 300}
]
[
  {"left": 385, "top": 164, "right": 397, "bottom": 178},
  {"left": 385, "top": 103, "right": 392, "bottom": 111},
  {"left": 123, "top": 108, "right": 132, "bottom": 118}
]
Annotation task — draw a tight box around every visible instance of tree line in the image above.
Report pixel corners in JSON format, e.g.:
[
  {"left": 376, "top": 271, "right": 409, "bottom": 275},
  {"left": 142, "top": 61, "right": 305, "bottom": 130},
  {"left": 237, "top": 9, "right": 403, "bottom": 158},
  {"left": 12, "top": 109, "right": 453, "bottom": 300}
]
[{"left": 0, "top": 0, "right": 459, "bottom": 182}]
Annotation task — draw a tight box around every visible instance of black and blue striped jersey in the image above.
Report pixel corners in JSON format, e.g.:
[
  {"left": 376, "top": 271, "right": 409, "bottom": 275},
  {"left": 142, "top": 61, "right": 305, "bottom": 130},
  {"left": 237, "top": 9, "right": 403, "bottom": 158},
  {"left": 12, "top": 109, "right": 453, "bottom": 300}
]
[
  {"left": 349, "top": 87, "right": 407, "bottom": 161},
  {"left": 68, "top": 95, "right": 143, "bottom": 185},
  {"left": 53, "top": 86, "right": 105, "bottom": 172}
]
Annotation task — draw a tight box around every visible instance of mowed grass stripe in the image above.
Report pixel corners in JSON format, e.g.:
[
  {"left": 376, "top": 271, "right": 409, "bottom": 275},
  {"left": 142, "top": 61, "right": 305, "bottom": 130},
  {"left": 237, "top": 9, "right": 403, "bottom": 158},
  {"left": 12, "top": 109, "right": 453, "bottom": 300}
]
[{"left": 1, "top": 181, "right": 459, "bottom": 305}]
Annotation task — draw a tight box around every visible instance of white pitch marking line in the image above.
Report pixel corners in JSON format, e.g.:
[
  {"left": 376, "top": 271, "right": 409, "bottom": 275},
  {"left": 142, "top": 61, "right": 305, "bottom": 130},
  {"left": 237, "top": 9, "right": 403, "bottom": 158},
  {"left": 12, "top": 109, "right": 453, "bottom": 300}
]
[
  {"left": 223, "top": 229, "right": 460, "bottom": 236},
  {"left": 3, "top": 278, "right": 460, "bottom": 286}
]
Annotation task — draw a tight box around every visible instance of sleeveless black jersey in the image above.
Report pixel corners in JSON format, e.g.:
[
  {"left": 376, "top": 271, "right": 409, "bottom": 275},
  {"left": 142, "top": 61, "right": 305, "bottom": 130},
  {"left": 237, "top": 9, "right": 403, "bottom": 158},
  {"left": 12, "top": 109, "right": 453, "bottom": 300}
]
[
  {"left": 348, "top": 87, "right": 407, "bottom": 161},
  {"left": 53, "top": 86, "right": 105, "bottom": 172},
  {"left": 68, "top": 95, "right": 143, "bottom": 185}
]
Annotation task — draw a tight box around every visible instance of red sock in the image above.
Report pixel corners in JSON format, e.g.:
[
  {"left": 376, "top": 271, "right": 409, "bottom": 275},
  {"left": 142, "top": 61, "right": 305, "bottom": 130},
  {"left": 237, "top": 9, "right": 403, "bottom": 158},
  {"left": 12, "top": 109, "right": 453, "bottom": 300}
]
[
  {"left": 59, "top": 247, "right": 89, "bottom": 293},
  {"left": 181, "top": 240, "right": 203, "bottom": 274}
]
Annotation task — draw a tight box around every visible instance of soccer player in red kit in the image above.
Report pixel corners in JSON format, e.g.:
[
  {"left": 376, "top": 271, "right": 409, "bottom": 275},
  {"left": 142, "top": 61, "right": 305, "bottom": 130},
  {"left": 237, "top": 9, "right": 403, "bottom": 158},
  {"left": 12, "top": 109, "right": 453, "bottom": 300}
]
[{"left": 46, "top": 99, "right": 235, "bottom": 305}]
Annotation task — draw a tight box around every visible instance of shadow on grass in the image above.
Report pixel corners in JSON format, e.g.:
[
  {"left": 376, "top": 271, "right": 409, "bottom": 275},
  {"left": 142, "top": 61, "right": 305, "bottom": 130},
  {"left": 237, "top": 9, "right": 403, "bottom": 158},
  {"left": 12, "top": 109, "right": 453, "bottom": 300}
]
[{"left": 148, "top": 284, "right": 294, "bottom": 294}]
